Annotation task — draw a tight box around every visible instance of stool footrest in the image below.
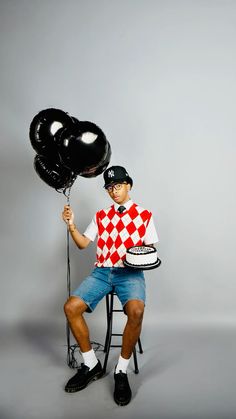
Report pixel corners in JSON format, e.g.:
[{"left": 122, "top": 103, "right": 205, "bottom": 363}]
[{"left": 110, "top": 344, "right": 122, "bottom": 348}]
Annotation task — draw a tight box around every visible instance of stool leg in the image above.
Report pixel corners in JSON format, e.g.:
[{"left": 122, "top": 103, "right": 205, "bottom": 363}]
[
  {"left": 66, "top": 321, "right": 72, "bottom": 367},
  {"left": 133, "top": 346, "right": 139, "bottom": 374},
  {"left": 103, "top": 293, "right": 114, "bottom": 374},
  {"left": 137, "top": 337, "right": 143, "bottom": 354},
  {"left": 104, "top": 294, "right": 110, "bottom": 353}
]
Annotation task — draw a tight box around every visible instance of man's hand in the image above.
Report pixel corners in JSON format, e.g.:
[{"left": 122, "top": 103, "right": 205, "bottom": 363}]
[
  {"left": 62, "top": 205, "right": 74, "bottom": 225},
  {"left": 61, "top": 205, "right": 91, "bottom": 249}
]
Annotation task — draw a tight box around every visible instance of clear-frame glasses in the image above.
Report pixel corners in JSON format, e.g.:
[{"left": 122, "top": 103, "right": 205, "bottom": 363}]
[{"left": 106, "top": 183, "right": 127, "bottom": 193}]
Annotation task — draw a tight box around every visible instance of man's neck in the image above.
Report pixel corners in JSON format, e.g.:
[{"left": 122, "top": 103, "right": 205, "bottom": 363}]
[
  {"left": 113, "top": 198, "right": 133, "bottom": 211},
  {"left": 119, "top": 197, "right": 131, "bottom": 205}
]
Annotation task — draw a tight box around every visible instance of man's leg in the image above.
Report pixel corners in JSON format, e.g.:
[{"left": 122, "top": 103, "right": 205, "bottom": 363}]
[
  {"left": 115, "top": 299, "right": 144, "bottom": 372},
  {"left": 64, "top": 296, "right": 92, "bottom": 353},
  {"left": 64, "top": 267, "right": 111, "bottom": 373},
  {"left": 63, "top": 296, "right": 102, "bottom": 392},
  {"left": 121, "top": 299, "right": 144, "bottom": 359},
  {"left": 113, "top": 299, "right": 144, "bottom": 406}
]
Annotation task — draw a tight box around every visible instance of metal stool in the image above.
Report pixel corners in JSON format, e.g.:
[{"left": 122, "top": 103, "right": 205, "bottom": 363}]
[{"left": 103, "top": 287, "right": 143, "bottom": 374}]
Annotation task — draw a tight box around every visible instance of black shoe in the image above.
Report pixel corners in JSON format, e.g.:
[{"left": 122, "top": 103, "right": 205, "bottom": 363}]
[
  {"left": 113, "top": 370, "right": 132, "bottom": 406},
  {"left": 65, "top": 360, "right": 103, "bottom": 393}
]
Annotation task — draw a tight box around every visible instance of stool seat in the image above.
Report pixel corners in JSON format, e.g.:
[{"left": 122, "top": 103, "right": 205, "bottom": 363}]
[{"left": 103, "top": 287, "right": 143, "bottom": 374}]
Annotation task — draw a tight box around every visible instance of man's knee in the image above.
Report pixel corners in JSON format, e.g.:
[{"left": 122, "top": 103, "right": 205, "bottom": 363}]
[
  {"left": 125, "top": 301, "right": 145, "bottom": 325},
  {"left": 64, "top": 296, "right": 87, "bottom": 318}
]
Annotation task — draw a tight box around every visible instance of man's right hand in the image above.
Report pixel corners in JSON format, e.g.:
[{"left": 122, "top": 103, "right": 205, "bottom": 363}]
[{"left": 62, "top": 205, "right": 74, "bottom": 225}]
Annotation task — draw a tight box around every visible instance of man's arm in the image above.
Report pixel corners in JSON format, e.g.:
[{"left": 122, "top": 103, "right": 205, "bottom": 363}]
[
  {"left": 68, "top": 224, "right": 91, "bottom": 249},
  {"left": 143, "top": 215, "right": 159, "bottom": 245},
  {"left": 62, "top": 205, "right": 91, "bottom": 249}
]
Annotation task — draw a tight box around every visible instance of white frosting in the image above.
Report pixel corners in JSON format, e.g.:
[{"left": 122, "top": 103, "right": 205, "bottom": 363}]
[{"left": 126, "top": 246, "right": 157, "bottom": 266}]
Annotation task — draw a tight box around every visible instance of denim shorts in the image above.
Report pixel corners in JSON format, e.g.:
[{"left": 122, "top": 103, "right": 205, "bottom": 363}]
[{"left": 72, "top": 267, "right": 146, "bottom": 312}]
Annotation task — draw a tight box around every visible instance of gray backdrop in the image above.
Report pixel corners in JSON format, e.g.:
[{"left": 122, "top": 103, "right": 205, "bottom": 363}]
[
  {"left": 1, "top": 0, "right": 235, "bottom": 325},
  {"left": 0, "top": 1, "right": 236, "bottom": 418}
]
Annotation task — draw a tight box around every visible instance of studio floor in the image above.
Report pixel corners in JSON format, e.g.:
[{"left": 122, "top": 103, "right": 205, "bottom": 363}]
[{"left": 1, "top": 320, "right": 236, "bottom": 419}]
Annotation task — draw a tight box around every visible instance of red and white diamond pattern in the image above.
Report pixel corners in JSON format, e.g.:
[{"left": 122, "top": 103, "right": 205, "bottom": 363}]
[{"left": 95, "top": 203, "right": 152, "bottom": 267}]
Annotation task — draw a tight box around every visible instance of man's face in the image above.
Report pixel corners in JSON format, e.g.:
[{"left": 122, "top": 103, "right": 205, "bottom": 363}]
[{"left": 106, "top": 182, "right": 131, "bottom": 205}]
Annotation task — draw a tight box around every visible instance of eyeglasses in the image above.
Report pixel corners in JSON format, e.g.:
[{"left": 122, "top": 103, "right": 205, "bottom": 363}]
[{"left": 106, "top": 183, "right": 127, "bottom": 193}]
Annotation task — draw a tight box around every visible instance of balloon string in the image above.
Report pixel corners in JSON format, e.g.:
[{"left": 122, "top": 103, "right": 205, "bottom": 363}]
[
  {"left": 64, "top": 186, "right": 72, "bottom": 365},
  {"left": 63, "top": 186, "right": 72, "bottom": 296},
  {"left": 66, "top": 224, "right": 71, "bottom": 296},
  {"left": 66, "top": 223, "right": 72, "bottom": 365},
  {"left": 63, "top": 185, "right": 72, "bottom": 205}
]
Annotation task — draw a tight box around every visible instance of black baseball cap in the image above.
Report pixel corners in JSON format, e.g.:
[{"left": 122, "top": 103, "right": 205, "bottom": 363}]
[{"left": 103, "top": 165, "right": 133, "bottom": 188}]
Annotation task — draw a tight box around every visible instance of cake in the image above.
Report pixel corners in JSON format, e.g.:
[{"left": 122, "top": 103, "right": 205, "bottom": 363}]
[{"left": 124, "top": 245, "right": 161, "bottom": 270}]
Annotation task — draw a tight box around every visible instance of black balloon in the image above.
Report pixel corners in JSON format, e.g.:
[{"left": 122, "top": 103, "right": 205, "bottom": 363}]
[
  {"left": 34, "top": 154, "right": 76, "bottom": 190},
  {"left": 57, "top": 121, "right": 111, "bottom": 176},
  {"left": 80, "top": 142, "right": 111, "bottom": 178},
  {"left": 70, "top": 116, "right": 80, "bottom": 125},
  {"left": 29, "top": 108, "right": 74, "bottom": 158}
]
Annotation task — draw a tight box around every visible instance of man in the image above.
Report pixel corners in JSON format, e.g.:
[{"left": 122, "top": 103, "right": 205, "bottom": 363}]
[{"left": 62, "top": 165, "right": 159, "bottom": 406}]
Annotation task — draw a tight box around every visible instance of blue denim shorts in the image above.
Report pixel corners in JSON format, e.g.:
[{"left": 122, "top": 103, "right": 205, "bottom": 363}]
[{"left": 72, "top": 267, "right": 146, "bottom": 312}]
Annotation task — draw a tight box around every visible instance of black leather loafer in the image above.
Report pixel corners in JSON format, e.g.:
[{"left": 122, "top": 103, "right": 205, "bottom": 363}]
[
  {"left": 65, "top": 360, "right": 103, "bottom": 393},
  {"left": 113, "top": 370, "right": 132, "bottom": 406}
]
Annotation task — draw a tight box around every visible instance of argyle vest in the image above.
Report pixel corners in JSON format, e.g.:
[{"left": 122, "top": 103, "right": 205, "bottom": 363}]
[{"left": 95, "top": 203, "right": 152, "bottom": 267}]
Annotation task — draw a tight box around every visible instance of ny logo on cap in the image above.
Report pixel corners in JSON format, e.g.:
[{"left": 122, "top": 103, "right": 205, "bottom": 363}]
[{"left": 108, "top": 170, "right": 115, "bottom": 178}]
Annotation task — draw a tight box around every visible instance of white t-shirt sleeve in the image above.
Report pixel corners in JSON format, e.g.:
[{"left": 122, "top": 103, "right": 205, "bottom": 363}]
[
  {"left": 143, "top": 215, "right": 159, "bottom": 245},
  {"left": 83, "top": 216, "right": 98, "bottom": 242}
]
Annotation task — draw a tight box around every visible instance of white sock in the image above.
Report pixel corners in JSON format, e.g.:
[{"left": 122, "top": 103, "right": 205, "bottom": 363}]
[
  {"left": 115, "top": 355, "right": 131, "bottom": 374},
  {"left": 81, "top": 349, "right": 98, "bottom": 370}
]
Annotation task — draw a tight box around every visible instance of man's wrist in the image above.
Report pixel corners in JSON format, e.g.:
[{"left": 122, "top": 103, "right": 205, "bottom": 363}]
[{"left": 69, "top": 223, "right": 76, "bottom": 233}]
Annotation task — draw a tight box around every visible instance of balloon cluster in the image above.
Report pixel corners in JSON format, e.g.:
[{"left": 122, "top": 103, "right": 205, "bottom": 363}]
[{"left": 29, "top": 108, "right": 111, "bottom": 192}]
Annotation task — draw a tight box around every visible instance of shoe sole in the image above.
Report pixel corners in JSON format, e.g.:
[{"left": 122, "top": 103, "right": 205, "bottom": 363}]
[
  {"left": 65, "top": 370, "right": 103, "bottom": 393},
  {"left": 113, "top": 394, "right": 132, "bottom": 406}
]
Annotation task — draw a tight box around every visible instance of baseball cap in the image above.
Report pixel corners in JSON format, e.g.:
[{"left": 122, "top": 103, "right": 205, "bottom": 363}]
[{"left": 103, "top": 165, "right": 133, "bottom": 188}]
